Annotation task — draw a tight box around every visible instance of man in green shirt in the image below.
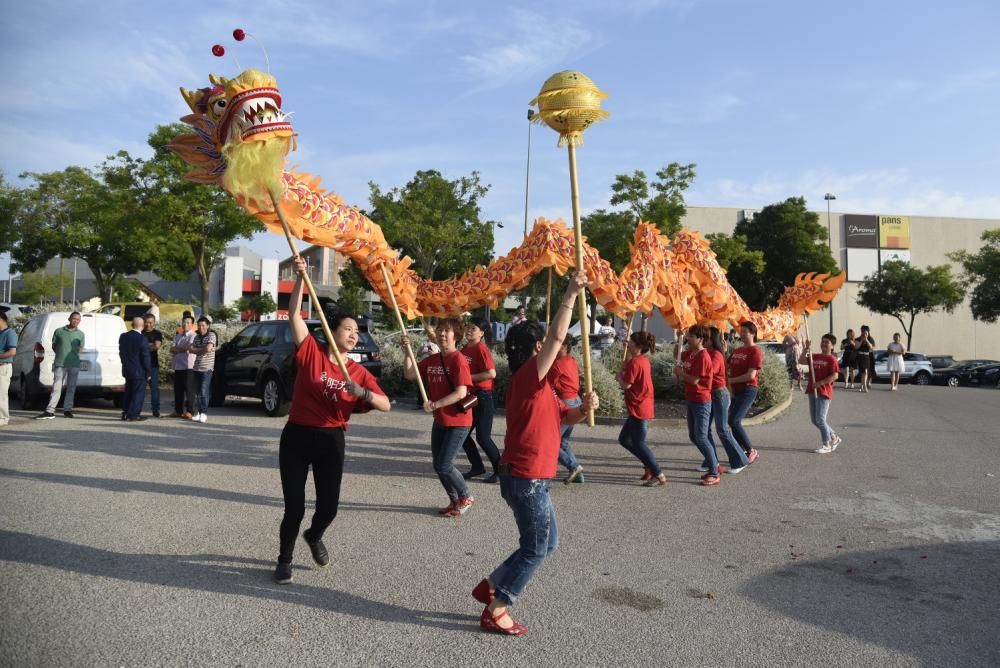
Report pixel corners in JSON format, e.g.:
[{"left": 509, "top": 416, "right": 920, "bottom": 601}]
[{"left": 36, "top": 312, "right": 85, "bottom": 420}]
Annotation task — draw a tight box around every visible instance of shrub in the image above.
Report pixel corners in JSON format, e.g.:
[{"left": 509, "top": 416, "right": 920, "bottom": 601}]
[
  {"left": 755, "top": 347, "right": 791, "bottom": 410},
  {"left": 649, "top": 350, "right": 684, "bottom": 401}
]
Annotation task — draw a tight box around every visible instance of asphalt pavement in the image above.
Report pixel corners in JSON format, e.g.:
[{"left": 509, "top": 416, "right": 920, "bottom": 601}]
[{"left": 1, "top": 383, "right": 998, "bottom": 667}]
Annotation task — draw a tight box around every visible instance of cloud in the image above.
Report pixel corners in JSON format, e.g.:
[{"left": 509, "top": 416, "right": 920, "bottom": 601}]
[
  {"left": 0, "top": 126, "right": 149, "bottom": 177},
  {"left": 693, "top": 168, "right": 1000, "bottom": 220},
  {"left": 459, "top": 10, "right": 598, "bottom": 91}
]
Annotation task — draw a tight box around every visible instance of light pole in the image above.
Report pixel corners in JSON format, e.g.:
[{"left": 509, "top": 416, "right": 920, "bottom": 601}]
[{"left": 824, "top": 193, "right": 836, "bottom": 334}]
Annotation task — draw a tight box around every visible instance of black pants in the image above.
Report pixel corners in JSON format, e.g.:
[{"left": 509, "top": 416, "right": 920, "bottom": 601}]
[
  {"left": 172, "top": 369, "right": 196, "bottom": 414},
  {"left": 278, "top": 422, "right": 346, "bottom": 563},
  {"left": 123, "top": 375, "right": 146, "bottom": 419},
  {"left": 462, "top": 390, "right": 501, "bottom": 472}
]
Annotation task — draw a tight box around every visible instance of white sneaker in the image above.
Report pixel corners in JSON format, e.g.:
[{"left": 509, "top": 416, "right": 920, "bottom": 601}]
[
  {"left": 814, "top": 444, "right": 833, "bottom": 454},
  {"left": 198, "top": 413, "right": 208, "bottom": 423},
  {"left": 192, "top": 413, "right": 202, "bottom": 422},
  {"left": 728, "top": 465, "right": 747, "bottom": 474},
  {"left": 830, "top": 435, "right": 842, "bottom": 451}
]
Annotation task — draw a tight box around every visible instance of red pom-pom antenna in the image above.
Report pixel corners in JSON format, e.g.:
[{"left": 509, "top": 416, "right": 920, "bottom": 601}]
[
  {"left": 212, "top": 44, "right": 225, "bottom": 57},
  {"left": 233, "top": 28, "right": 246, "bottom": 41}
]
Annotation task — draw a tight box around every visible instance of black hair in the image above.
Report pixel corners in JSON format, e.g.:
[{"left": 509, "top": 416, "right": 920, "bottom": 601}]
[
  {"left": 467, "top": 316, "right": 493, "bottom": 345},
  {"left": 630, "top": 330, "right": 656, "bottom": 354},
  {"left": 327, "top": 313, "right": 356, "bottom": 331},
  {"left": 860, "top": 325, "right": 870, "bottom": 332},
  {"left": 822, "top": 333, "right": 838, "bottom": 346},
  {"left": 70, "top": 311, "right": 81, "bottom": 318},
  {"left": 182, "top": 314, "right": 195, "bottom": 325},
  {"left": 739, "top": 321, "right": 757, "bottom": 338},
  {"left": 197, "top": 317, "right": 211, "bottom": 325},
  {"left": 0, "top": 312, "right": 8, "bottom": 324},
  {"left": 688, "top": 324, "right": 709, "bottom": 341},
  {"left": 708, "top": 326, "right": 725, "bottom": 353},
  {"left": 505, "top": 321, "right": 545, "bottom": 374}
]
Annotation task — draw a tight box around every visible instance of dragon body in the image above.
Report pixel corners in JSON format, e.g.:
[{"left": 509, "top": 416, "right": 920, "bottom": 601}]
[{"left": 171, "top": 68, "right": 842, "bottom": 339}]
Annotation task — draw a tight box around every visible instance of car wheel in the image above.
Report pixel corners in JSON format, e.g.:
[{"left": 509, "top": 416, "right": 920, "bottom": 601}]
[
  {"left": 947, "top": 376, "right": 959, "bottom": 387},
  {"left": 261, "top": 375, "right": 290, "bottom": 417},
  {"left": 913, "top": 371, "right": 931, "bottom": 386}
]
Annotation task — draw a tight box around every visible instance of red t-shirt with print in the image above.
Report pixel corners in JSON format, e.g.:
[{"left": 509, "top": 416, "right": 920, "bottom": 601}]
[
  {"left": 461, "top": 341, "right": 495, "bottom": 392},
  {"left": 418, "top": 351, "right": 474, "bottom": 427},
  {"left": 728, "top": 345, "right": 763, "bottom": 393},
  {"left": 680, "top": 349, "right": 712, "bottom": 403},
  {"left": 708, "top": 349, "right": 727, "bottom": 391},
  {"left": 501, "top": 357, "right": 568, "bottom": 480},
  {"left": 547, "top": 354, "right": 580, "bottom": 400},
  {"left": 621, "top": 355, "right": 655, "bottom": 419},
  {"left": 807, "top": 353, "right": 840, "bottom": 399},
  {"left": 289, "top": 335, "right": 385, "bottom": 429}
]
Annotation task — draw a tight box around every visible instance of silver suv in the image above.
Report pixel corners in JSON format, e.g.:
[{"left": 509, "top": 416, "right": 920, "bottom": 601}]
[{"left": 872, "top": 350, "right": 934, "bottom": 385}]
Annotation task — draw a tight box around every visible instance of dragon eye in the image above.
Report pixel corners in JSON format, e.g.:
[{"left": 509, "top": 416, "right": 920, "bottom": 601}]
[{"left": 213, "top": 99, "right": 226, "bottom": 111}]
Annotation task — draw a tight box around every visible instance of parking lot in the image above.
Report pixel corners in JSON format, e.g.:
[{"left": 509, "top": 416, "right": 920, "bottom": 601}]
[{"left": 1, "top": 382, "right": 998, "bottom": 667}]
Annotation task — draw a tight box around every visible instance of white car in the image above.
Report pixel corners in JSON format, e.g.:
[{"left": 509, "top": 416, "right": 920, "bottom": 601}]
[
  {"left": 10, "top": 312, "right": 127, "bottom": 409},
  {"left": 0, "top": 303, "right": 35, "bottom": 322}
]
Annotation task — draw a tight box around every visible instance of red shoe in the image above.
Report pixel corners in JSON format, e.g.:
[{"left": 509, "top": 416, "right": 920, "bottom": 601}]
[
  {"left": 640, "top": 467, "right": 652, "bottom": 482},
  {"left": 472, "top": 578, "right": 494, "bottom": 605},
  {"left": 480, "top": 607, "right": 528, "bottom": 636},
  {"left": 700, "top": 474, "right": 721, "bottom": 486},
  {"left": 448, "top": 496, "right": 475, "bottom": 516},
  {"left": 643, "top": 472, "right": 667, "bottom": 487},
  {"left": 747, "top": 448, "right": 758, "bottom": 465},
  {"left": 438, "top": 500, "right": 457, "bottom": 516}
]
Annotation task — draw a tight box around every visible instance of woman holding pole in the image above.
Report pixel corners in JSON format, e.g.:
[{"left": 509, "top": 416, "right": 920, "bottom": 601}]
[
  {"left": 402, "top": 319, "right": 476, "bottom": 517},
  {"left": 705, "top": 327, "right": 750, "bottom": 473},
  {"left": 274, "top": 257, "right": 391, "bottom": 585},
  {"left": 472, "top": 274, "right": 598, "bottom": 636},
  {"left": 675, "top": 325, "right": 725, "bottom": 486},
  {"left": 726, "top": 322, "right": 762, "bottom": 463},
  {"left": 460, "top": 317, "right": 502, "bottom": 483},
  {"left": 800, "top": 333, "right": 842, "bottom": 454}
]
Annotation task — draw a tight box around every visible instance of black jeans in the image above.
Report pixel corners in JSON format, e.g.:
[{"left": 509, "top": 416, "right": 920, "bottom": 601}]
[
  {"left": 278, "top": 422, "right": 346, "bottom": 564},
  {"left": 462, "top": 390, "right": 501, "bottom": 472},
  {"left": 172, "top": 369, "right": 196, "bottom": 414}
]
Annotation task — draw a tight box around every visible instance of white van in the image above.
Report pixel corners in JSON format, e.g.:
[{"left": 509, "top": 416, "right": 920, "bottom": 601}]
[{"left": 10, "top": 312, "right": 127, "bottom": 410}]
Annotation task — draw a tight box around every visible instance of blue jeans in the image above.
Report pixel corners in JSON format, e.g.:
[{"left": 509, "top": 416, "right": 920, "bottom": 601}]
[
  {"left": 431, "top": 422, "right": 472, "bottom": 500},
  {"left": 707, "top": 389, "right": 749, "bottom": 469},
  {"left": 728, "top": 387, "right": 758, "bottom": 455},
  {"left": 617, "top": 415, "right": 661, "bottom": 475},
  {"left": 491, "top": 475, "right": 558, "bottom": 605},
  {"left": 687, "top": 400, "right": 719, "bottom": 475},
  {"left": 147, "top": 364, "right": 160, "bottom": 414},
  {"left": 462, "top": 390, "right": 501, "bottom": 471},
  {"left": 194, "top": 370, "right": 212, "bottom": 415},
  {"left": 808, "top": 395, "right": 834, "bottom": 444},
  {"left": 558, "top": 397, "right": 581, "bottom": 472}
]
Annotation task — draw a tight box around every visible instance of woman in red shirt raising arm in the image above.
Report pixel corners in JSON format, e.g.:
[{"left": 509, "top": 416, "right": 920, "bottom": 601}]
[
  {"left": 800, "top": 333, "right": 843, "bottom": 454},
  {"left": 471, "top": 274, "right": 598, "bottom": 636},
  {"left": 274, "top": 257, "right": 391, "bottom": 585},
  {"left": 402, "top": 319, "right": 476, "bottom": 517},
  {"left": 619, "top": 331, "right": 667, "bottom": 486},
  {"left": 675, "top": 325, "right": 725, "bottom": 486}
]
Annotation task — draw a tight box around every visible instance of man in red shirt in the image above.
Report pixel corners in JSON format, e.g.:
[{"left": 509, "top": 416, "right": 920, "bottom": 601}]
[
  {"left": 471, "top": 274, "right": 598, "bottom": 636},
  {"left": 800, "top": 333, "right": 842, "bottom": 454}
]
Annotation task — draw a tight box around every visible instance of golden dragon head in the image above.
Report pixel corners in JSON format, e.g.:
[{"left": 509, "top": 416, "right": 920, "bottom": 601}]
[{"left": 173, "top": 68, "right": 293, "bottom": 201}]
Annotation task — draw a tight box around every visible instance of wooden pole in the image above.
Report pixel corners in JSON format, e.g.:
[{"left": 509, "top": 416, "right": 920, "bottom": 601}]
[
  {"left": 567, "top": 143, "right": 594, "bottom": 426},
  {"left": 268, "top": 188, "right": 351, "bottom": 379},
  {"left": 802, "top": 317, "right": 817, "bottom": 398},
  {"left": 379, "top": 262, "right": 427, "bottom": 404},
  {"left": 545, "top": 267, "right": 553, "bottom": 324},
  {"left": 622, "top": 313, "right": 634, "bottom": 362}
]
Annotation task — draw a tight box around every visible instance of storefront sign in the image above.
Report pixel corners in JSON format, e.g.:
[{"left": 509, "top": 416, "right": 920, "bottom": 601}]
[
  {"left": 879, "top": 215, "right": 911, "bottom": 249},
  {"left": 844, "top": 214, "right": 878, "bottom": 248}
]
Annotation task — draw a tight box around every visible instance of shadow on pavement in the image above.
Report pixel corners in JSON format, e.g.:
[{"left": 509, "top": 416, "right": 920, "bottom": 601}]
[
  {"left": 741, "top": 540, "right": 1000, "bottom": 665},
  {"left": 0, "top": 530, "right": 474, "bottom": 632}
]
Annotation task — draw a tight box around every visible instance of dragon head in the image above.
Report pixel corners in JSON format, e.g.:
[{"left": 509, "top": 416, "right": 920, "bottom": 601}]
[{"left": 174, "top": 68, "right": 293, "bottom": 200}]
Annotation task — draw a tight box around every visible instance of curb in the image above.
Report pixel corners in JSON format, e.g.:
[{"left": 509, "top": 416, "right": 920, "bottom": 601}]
[{"left": 494, "top": 390, "right": 795, "bottom": 429}]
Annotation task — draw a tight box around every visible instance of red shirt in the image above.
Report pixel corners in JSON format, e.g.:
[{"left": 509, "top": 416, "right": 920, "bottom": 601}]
[
  {"left": 680, "top": 349, "right": 712, "bottom": 403},
  {"left": 728, "top": 345, "right": 763, "bottom": 393},
  {"left": 289, "top": 335, "right": 385, "bottom": 429},
  {"left": 461, "top": 341, "right": 495, "bottom": 392},
  {"left": 621, "top": 355, "right": 655, "bottom": 419},
  {"left": 807, "top": 353, "right": 840, "bottom": 399},
  {"left": 418, "top": 351, "right": 474, "bottom": 427},
  {"left": 708, "top": 349, "right": 727, "bottom": 391},
  {"left": 547, "top": 355, "right": 580, "bottom": 400},
  {"left": 501, "top": 357, "right": 568, "bottom": 479}
]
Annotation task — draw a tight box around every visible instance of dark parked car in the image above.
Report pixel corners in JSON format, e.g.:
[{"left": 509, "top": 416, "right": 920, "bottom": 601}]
[
  {"left": 927, "top": 355, "right": 956, "bottom": 370},
  {"left": 931, "top": 359, "right": 999, "bottom": 387},
  {"left": 968, "top": 363, "right": 1000, "bottom": 389},
  {"left": 211, "top": 319, "right": 381, "bottom": 416}
]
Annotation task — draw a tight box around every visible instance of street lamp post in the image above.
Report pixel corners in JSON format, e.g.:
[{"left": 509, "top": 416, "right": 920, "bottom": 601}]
[{"left": 824, "top": 193, "right": 837, "bottom": 334}]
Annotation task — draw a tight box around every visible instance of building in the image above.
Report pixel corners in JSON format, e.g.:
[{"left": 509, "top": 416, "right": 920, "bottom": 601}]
[{"left": 639, "top": 206, "right": 999, "bottom": 360}]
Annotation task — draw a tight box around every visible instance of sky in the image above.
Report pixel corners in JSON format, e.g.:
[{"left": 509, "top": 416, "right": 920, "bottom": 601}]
[{"left": 3, "top": 0, "right": 1000, "bottom": 283}]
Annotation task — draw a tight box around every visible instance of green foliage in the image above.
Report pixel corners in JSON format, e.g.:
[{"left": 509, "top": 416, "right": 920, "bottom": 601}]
[
  {"left": 856, "top": 260, "right": 965, "bottom": 349},
  {"left": 154, "top": 319, "right": 242, "bottom": 383},
  {"left": 336, "top": 262, "right": 368, "bottom": 318},
  {"left": 235, "top": 293, "right": 278, "bottom": 320},
  {"left": 109, "top": 276, "right": 143, "bottom": 302},
  {"left": 0, "top": 173, "right": 20, "bottom": 255},
  {"left": 755, "top": 350, "right": 791, "bottom": 410},
  {"left": 372, "top": 342, "right": 412, "bottom": 399},
  {"left": 581, "top": 210, "right": 635, "bottom": 273},
  {"left": 209, "top": 303, "right": 240, "bottom": 322},
  {"left": 949, "top": 228, "right": 1000, "bottom": 323},
  {"left": 650, "top": 351, "right": 684, "bottom": 401},
  {"left": 733, "top": 197, "right": 839, "bottom": 309},
  {"left": 367, "top": 170, "right": 496, "bottom": 280},
  {"left": 706, "top": 232, "right": 767, "bottom": 290},
  {"left": 11, "top": 271, "right": 72, "bottom": 304}
]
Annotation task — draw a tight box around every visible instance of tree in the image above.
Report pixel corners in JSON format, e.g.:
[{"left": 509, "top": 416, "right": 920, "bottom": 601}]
[
  {"left": 949, "top": 228, "right": 1000, "bottom": 322},
  {"left": 10, "top": 165, "right": 160, "bottom": 301},
  {"left": 112, "top": 124, "right": 265, "bottom": 313},
  {"left": 856, "top": 260, "right": 965, "bottom": 349},
  {"left": 236, "top": 293, "right": 277, "bottom": 321},
  {"left": 0, "top": 173, "right": 20, "bottom": 255},
  {"left": 12, "top": 271, "right": 72, "bottom": 304},
  {"left": 733, "top": 197, "right": 839, "bottom": 310},
  {"left": 706, "top": 232, "right": 767, "bottom": 300},
  {"left": 367, "top": 170, "right": 497, "bottom": 280},
  {"left": 608, "top": 163, "right": 697, "bottom": 238},
  {"left": 335, "top": 263, "right": 368, "bottom": 318}
]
